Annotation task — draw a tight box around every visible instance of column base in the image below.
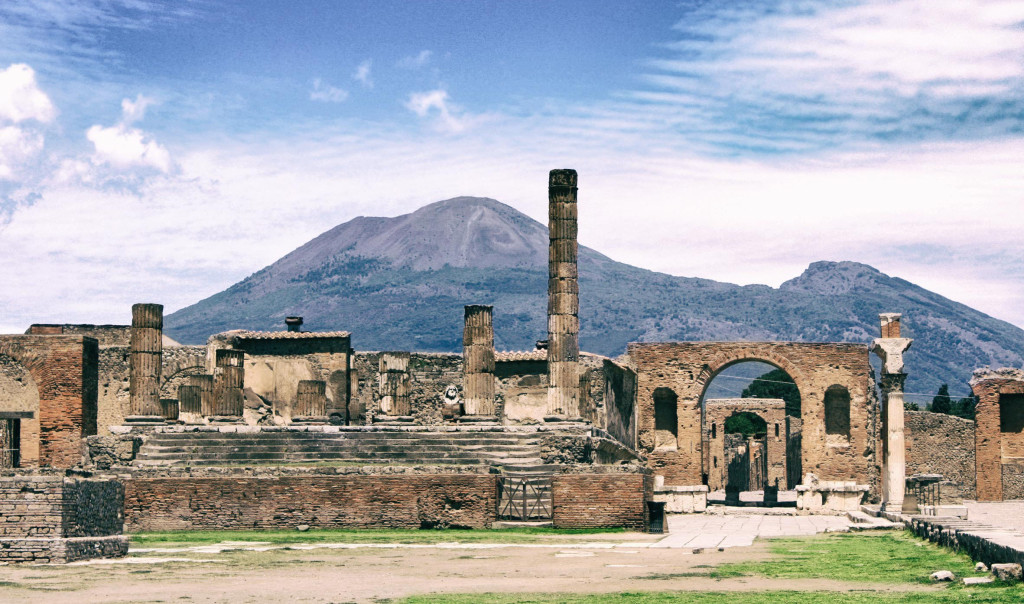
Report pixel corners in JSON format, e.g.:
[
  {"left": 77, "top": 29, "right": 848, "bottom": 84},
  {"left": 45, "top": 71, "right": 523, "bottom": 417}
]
[
  {"left": 457, "top": 415, "right": 498, "bottom": 424},
  {"left": 881, "top": 500, "right": 905, "bottom": 514}
]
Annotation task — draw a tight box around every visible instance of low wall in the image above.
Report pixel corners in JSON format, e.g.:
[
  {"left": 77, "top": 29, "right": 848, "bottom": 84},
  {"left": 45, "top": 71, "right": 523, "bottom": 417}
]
[
  {"left": 0, "top": 475, "right": 127, "bottom": 563},
  {"left": 124, "top": 474, "right": 499, "bottom": 531},
  {"left": 905, "top": 411, "right": 976, "bottom": 500},
  {"left": 551, "top": 473, "right": 650, "bottom": 530}
]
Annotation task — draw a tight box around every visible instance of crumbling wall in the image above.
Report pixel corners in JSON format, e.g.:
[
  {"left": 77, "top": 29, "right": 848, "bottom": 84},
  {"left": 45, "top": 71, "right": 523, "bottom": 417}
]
[
  {"left": 603, "top": 359, "right": 637, "bottom": 450},
  {"left": 97, "top": 345, "right": 205, "bottom": 431},
  {"left": 905, "top": 410, "right": 976, "bottom": 500},
  {"left": 0, "top": 335, "right": 98, "bottom": 468},
  {"left": 628, "top": 342, "right": 875, "bottom": 489}
]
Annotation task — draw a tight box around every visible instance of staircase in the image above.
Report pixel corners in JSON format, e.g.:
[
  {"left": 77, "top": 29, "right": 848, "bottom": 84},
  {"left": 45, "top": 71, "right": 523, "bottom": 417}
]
[{"left": 133, "top": 429, "right": 550, "bottom": 470}]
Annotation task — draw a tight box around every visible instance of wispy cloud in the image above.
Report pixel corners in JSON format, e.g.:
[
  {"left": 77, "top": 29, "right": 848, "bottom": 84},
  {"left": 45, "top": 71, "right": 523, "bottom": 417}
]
[
  {"left": 405, "top": 89, "right": 466, "bottom": 133},
  {"left": 353, "top": 59, "right": 373, "bottom": 89},
  {"left": 310, "top": 78, "right": 348, "bottom": 103},
  {"left": 628, "top": 0, "right": 1024, "bottom": 155},
  {"left": 397, "top": 50, "right": 432, "bottom": 69}
]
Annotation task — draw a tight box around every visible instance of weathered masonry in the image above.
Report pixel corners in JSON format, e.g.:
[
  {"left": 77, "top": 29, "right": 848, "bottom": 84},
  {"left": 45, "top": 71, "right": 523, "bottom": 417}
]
[
  {"left": 627, "top": 341, "right": 875, "bottom": 490},
  {"left": 971, "top": 367, "right": 1024, "bottom": 501}
]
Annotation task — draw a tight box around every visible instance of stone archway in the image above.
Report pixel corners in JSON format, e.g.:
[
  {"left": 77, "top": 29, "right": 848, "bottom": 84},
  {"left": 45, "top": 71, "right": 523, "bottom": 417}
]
[{"left": 627, "top": 341, "right": 874, "bottom": 490}]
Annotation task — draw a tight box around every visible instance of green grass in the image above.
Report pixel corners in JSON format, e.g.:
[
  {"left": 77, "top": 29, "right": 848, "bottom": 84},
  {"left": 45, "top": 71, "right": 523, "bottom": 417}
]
[
  {"left": 130, "top": 526, "right": 627, "bottom": 548},
  {"left": 712, "top": 532, "right": 985, "bottom": 584}
]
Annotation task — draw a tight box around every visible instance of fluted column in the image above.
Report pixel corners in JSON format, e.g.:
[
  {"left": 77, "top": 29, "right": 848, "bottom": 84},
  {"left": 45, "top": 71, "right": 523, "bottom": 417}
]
[
  {"left": 871, "top": 313, "right": 913, "bottom": 513},
  {"left": 462, "top": 305, "right": 495, "bottom": 416},
  {"left": 547, "top": 169, "right": 580, "bottom": 419},
  {"left": 295, "top": 380, "right": 328, "bottom": 420},
  {"left": 213, "top": 349, "right": 244, "bottom": 419},
  {"left": 128, "top": 303, "right": 164, "bottom": 422}
]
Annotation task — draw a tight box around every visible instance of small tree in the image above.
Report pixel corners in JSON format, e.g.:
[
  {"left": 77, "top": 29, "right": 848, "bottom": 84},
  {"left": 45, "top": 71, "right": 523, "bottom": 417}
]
[
  {"left": 929, "top": 384, "right": 952, "bottom": 414},
  {"left": 951, "top": 395, "right": 977, "bottom": 420},
  {"left": 742, "top": 369, "right": 801, "bottom": 417}
]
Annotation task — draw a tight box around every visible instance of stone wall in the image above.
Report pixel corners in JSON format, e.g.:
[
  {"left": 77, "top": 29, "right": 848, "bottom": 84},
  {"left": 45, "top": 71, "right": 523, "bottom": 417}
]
[
  {"left": 905, "top": 410, "right": 976, "bottom": 500},
  {"left": 124, "top": 473, "right": 498, "bottom": 531},
  {"left": 703, "top": 398, "right": 786, "bottom": 491},
  {"left": 551, "top": 473, "right": 649, "bottom": 530},
  {"left": 971, "top": 371, "right": 1024, "bottom": 501},
  {"left": 627, "top": 342, "right": 875, "bottom": 490},
  {"left": 0, "top": 475, "right": 127, "bottom": 563}
]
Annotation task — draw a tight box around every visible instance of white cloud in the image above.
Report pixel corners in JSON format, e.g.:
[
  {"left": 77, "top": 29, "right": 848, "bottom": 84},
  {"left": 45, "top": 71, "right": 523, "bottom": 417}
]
[
  {"left": 310, "top": 78, "right": 349, "bottom": 103},
  {"left": 405, "top": 89, "right": 465, "bottom": 133},
  {"left": 121, "top": 93, "right": 156, "bottom": 124},
  {"left": 0, "top": 63, "right": 56, "bottom": 124},
  {"left": 397, "top": 50, "right": 432, "bottom": 69},
  {"left": 86, "top": 123, "right": 172, "bottom": 173},
  {"left": 0, "top": 126, "right": 45, "bottom": 180},
  {"left": 353, "top": 59, "right": 373, "bottom": 88}
]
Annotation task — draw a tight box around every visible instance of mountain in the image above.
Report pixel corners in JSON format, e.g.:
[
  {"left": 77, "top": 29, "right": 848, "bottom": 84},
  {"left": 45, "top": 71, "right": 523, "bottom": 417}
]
[{"left": 165, "top": 196, "right": 1024, "bottom": 394}]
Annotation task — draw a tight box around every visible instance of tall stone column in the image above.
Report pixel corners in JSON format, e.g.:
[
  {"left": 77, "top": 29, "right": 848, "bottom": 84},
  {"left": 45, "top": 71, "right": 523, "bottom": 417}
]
[
  {"left": 871, "top": 313, "right": 912, "bottom": 513},
  {"left": 547, "top": 169, "right": 580, "bottom": 419},
  {"left": 189, "top": 374, "right": 215, "bottom": 417},
  {"left": 463, "top": 305, "right": 495, "bottom": 416},
  {"left": 128, "top": 303, "right": 164, "bottom": 422}
]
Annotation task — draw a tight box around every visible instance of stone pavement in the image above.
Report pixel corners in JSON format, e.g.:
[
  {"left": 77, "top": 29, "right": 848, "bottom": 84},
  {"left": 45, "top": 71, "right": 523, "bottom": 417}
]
[
  {"left": 654, "top": 511, "right": 854, "bottom": 550},
  {"left": 965, "top": 501, "right": 1024, "bottom": 533}
]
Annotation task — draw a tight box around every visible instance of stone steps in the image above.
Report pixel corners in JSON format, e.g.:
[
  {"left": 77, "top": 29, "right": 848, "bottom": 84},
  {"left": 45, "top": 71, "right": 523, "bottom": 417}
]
[{"left": 133, "top": 430, "right": 552, "bottom": 470}]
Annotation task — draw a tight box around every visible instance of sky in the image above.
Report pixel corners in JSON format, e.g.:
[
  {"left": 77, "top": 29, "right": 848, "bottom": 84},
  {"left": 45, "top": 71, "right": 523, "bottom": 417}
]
[{"left": 1, "top": 0, "right": 1023, "bottom": 334}]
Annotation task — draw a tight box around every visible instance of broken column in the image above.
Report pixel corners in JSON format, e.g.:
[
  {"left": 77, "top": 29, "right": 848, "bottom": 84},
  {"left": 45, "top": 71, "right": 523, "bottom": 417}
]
[
  {"left": 295, "top": 380, "right": 328, "bottom": 421},
  {"left": 189, "top": 374, "right": 215, "bottom": 417},
  {"left": 378, "top": 352, "right": 411, "bottom": 418},
  {"left": 128, "top": 303, "right": 164, "bottom": 422},
  {"left": 547, "top": 169, "right": 580, "bottom": 419},
  {"left": 178, "top": 384, "right": 203, "bottom": 424},
  {"left": 462, "top": 305, "right": 495, "bottom": 416},
  {"left": 213, "top": 349, "right": 245, "bottom": 420},
  {"left": 871, "top": 313, "right": 913, "bottom": 513}
]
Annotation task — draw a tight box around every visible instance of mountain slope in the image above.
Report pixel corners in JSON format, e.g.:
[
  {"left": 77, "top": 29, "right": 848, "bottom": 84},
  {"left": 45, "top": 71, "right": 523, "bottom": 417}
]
[{"left": 165, "top": 197, "right": 1024, "bottom": 394}]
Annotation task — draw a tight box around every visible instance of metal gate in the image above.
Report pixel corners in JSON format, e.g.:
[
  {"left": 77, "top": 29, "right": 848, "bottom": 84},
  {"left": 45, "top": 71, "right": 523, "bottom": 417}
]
[
  {"left": 0, "top": 418, "right": 20, "bottom": 469},
  {"left": 497, "top": 476, "right": 552, "bottom": 521}
]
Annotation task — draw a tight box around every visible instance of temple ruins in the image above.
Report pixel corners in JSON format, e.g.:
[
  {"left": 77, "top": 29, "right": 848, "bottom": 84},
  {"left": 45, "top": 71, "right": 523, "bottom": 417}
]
[{"left": 0, "top": 168, "right": 1019, "bottom": 563}]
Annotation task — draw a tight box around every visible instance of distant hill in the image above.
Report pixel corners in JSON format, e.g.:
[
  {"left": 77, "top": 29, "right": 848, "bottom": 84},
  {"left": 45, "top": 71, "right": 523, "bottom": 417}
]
[{"left": 165, "top": 196, "right": 1024, "bottom": 394}]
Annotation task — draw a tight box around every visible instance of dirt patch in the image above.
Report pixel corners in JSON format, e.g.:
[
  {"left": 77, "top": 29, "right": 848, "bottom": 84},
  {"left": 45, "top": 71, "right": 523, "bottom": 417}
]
[{"left": 0, "top": 538, "right": 944, "bottom": 603}]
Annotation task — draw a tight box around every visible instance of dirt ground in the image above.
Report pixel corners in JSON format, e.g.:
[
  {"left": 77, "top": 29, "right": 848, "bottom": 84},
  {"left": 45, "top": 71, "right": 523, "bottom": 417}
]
[{"left": 0, "top": 533, "right": 941, "bottom": 603}]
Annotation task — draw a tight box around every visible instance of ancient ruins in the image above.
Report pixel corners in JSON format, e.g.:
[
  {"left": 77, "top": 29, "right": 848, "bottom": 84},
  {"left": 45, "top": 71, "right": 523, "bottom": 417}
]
[{"left": 0, "top": 169, "right": 1021, "bottom": 563}]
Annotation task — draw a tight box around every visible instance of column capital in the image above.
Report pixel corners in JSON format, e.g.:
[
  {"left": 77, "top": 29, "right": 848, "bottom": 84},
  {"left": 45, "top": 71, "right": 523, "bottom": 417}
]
[
  {"left": 871, "top": 338, "right": 912, "bottom": 374},
  {"left": 879, "top": 372, "right": 907, "bottom": 393}
]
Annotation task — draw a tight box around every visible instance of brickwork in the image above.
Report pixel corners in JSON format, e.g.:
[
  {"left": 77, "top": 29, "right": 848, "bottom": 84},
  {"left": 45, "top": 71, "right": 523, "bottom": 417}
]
[
  {"left": 905, "top": 410, "right": 976, "bottom": 499},
  {"left": 972, "top": 369, "right": 1024, "bottom": 501},
  {"left": 0, "top": 335, "right": 98, "bottom": 468},
  {"left": 123, "top": 474, "right": 498, "bottom": 531},
  {"left": 551, "top": 473, "right": 648, "bottom": 530},
  {"left": 0, "top": 475, "right": 127, "bottom": 563},
  {"left": 627, "top": 342, "right": 874, "bottom": 489}
]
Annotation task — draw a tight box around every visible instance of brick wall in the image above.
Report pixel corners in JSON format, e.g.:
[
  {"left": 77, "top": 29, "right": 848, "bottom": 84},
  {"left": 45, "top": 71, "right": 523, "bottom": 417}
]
[
  {"left": 0, "top": 475, "right": 126, "bottom": 563},
  {"left": 972, "top": 376, "right": 1024, "bottom": 501},
  {"left": 124, "top": 474, "right": 498, "bottom": 531},
  {"left": 0, "top": 335, "right": 98, "bottom": 468},
  {"left": 551, "top": 473, "right": 648, "bottom": 530},
  {"left": 905, "top": 410, "right": 976, "bottom": 500}
]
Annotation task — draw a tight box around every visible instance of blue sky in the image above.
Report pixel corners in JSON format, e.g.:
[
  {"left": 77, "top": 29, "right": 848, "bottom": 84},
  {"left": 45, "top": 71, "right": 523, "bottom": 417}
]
[{"left": 1, "top": 0, "right": 1023, "bottom": 335}]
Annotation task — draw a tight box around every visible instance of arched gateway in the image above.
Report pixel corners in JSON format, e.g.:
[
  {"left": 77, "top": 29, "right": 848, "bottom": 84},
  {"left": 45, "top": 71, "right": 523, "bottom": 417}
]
[{"left": 627, "top": 341, "right": 876, "bottom": 492}]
